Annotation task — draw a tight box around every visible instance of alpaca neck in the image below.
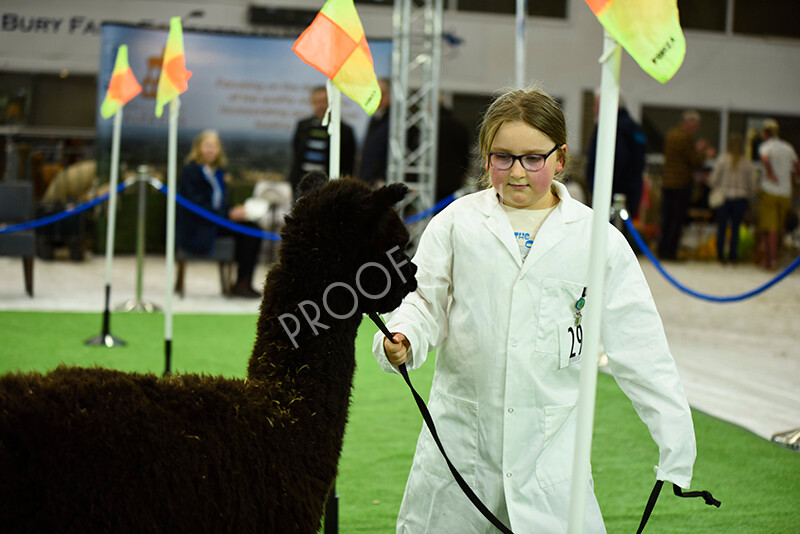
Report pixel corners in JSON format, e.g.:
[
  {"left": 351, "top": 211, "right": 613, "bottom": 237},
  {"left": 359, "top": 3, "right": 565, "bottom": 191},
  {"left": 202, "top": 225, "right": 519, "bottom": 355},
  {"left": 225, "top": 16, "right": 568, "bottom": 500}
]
[{"left": 247, "top": 262, "right": 363, "bottom": 422}]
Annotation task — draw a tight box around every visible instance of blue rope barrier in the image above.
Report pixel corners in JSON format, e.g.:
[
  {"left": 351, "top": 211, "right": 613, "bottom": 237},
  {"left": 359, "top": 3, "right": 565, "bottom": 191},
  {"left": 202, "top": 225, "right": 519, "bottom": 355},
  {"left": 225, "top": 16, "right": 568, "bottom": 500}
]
[
  {"left": 147, "top": 178, "right": 281, "bottom": 241},
  {"left": 1, "top": 176, "right": 456, "bottom": 242},
  {"left": 622, "top": 212, "right": 800, "bottom": 302},
  {"left": 404, "top": 194, "right": 456, "bottom": 225},
  {"left": 0, "top": 181, "right": 131, "bottom": 234}
]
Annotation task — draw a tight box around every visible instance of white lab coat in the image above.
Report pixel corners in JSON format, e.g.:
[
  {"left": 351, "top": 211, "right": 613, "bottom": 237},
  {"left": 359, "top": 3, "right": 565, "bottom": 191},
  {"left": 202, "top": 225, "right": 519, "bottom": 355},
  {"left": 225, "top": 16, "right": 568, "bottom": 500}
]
[{"left": 373, "top": 182, "right": 696, "bottom": 533}]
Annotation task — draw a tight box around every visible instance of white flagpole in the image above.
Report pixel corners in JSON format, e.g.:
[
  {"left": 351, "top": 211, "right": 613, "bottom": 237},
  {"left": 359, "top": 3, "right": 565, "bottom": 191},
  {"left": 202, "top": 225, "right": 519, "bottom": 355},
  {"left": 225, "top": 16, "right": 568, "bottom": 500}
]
[
  {"left": 515, "top": 0, "right": 527, "bottom": 88},
  {"left": 105, "top": 108, "right": 123, "bottom": 297},
  {"left": 567, "top": 29, "right": 621, "bottom": 534},
  {"left": 163, "top": 95, "right": 180, "bottom": 375},
  {"left": 326, "top": 79, "right": 342, "bottom": 179},
  {"left": 86, "top": 106, "right": 126, "bottom": 347}
]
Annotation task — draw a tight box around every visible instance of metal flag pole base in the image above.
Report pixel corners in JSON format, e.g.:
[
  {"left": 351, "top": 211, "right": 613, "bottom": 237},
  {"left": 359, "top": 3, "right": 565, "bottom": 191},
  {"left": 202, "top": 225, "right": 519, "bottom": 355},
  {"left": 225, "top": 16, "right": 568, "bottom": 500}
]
[
  {"left": 85, "top": 286, "right": 127, "bottom": 347},
  {"left": 84, "top": 332, "right": 127, "bottom": 347},
  {"left": 771, "top": 428, "right": 800, "bottom": 450},
  {"left": 117, "top": 299, "right": 161, "bottom": 313},
  {"left": 324, "top": 480, "right": 339, "bottom": 534}
]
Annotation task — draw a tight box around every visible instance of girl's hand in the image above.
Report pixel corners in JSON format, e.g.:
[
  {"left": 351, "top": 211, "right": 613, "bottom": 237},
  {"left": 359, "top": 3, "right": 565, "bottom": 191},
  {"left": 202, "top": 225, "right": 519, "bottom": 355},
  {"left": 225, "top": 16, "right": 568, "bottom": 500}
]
[{"left": 384, "top": 333, "right": 410, "bottom": 366}]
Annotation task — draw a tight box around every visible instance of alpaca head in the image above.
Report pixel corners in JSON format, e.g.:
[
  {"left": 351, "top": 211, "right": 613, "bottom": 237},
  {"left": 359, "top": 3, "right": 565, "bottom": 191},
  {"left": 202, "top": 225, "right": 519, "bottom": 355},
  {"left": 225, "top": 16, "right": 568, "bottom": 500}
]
[{"left": 279, "top": 174, "right": 418, "bottom": 319}]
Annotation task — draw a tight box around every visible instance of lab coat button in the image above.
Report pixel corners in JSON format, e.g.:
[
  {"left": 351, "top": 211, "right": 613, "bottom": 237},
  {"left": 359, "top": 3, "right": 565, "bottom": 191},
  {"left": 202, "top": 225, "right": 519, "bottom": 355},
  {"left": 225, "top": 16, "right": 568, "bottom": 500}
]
[
  {"left": 506, "top": 472, "right": 512, "bottom": 478},
  {"left": 511, "top": 342, "right": 518, "bottom": 348},
  {"left": 507, "top": 408, "right": 514, "bottom": 413}
]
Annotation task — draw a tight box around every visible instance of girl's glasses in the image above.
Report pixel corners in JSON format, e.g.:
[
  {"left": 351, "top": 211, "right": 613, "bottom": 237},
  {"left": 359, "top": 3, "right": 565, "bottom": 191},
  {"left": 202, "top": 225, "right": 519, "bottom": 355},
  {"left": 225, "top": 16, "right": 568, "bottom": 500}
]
[{"left": 489, "top": 145, "right": 559, "bottom": 172}]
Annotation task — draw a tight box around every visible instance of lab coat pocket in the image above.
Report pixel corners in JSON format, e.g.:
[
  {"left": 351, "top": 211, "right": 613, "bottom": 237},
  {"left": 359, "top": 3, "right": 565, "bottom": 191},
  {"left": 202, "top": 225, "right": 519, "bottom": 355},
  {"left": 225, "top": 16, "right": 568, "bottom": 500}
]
[
  {"left": 535, "top": 278, "right": 586, "bottom": 357},
  {"left": 420, "top": 387, "right": 479, "bottom": 486},
  {"left": 535, "top": 404, "right": 577, "bottom": 489}
]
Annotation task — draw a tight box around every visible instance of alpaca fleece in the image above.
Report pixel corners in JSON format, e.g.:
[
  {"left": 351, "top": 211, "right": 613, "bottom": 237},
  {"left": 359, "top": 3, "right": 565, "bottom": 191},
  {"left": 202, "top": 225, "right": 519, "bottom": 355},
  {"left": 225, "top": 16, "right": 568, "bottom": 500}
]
[{"left": 0, "top": 177, "right": 417, "bottom": 533}]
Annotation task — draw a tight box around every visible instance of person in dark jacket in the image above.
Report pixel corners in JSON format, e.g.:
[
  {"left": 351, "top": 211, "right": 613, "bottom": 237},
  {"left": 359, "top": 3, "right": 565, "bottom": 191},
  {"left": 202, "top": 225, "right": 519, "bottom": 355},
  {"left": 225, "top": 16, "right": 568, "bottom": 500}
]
[
  {"left": 177, "top": 130, "right": 261, "bottom": 297},
  {"left": 289, "top": 86, "right": 356, "bottom": 196},
  {"left": 358, "top": 78, "right": 391, "bottom": 187},
  {"left": 585, "top": 101, "right": 646, "bottom": 220}
]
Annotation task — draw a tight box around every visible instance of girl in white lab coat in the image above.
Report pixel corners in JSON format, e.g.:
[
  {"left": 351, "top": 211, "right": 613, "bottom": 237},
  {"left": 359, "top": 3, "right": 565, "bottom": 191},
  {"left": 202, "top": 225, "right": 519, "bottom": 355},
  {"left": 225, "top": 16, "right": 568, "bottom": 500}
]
[{"left": 374, "top": 85, "right": 696, "bottom": 533}]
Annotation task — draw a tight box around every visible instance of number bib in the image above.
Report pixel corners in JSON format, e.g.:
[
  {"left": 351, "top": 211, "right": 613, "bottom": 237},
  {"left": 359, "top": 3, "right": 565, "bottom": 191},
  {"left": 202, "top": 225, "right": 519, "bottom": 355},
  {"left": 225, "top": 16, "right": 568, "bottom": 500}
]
[{"left": 558, "top": 319, "right": 583, "bottom": 368}]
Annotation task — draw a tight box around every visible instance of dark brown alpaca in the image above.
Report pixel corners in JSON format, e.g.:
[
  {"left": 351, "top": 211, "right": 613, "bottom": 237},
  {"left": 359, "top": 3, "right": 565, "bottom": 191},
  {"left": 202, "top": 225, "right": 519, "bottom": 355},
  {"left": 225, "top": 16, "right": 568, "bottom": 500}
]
[{"left": 0, "top": 176, "right": 417, "bottom": 533}]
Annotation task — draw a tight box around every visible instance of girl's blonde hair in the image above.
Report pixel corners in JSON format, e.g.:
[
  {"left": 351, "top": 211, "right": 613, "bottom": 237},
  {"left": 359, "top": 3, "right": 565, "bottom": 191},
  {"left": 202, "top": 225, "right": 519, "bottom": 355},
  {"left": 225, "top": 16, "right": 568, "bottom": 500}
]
[
  {"left": 185, "top": 129, "right": 228, "bottom": 168},
  {"left": 477, "top": 85, "right": 568, "bottom": 187}
]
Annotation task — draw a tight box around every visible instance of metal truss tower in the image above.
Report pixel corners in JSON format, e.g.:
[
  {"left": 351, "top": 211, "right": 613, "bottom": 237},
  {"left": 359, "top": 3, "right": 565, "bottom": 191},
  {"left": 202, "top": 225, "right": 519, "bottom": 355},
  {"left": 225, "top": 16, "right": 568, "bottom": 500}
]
[{"left": 388, "top": 0, "right": 444, "bottom": 246}]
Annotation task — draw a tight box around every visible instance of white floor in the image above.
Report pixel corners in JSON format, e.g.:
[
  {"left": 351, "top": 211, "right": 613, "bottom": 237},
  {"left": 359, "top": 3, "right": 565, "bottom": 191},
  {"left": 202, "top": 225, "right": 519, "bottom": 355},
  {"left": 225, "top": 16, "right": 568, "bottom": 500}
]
[{"left": 1, "top": 253, "right": 799, "bottom": 443}]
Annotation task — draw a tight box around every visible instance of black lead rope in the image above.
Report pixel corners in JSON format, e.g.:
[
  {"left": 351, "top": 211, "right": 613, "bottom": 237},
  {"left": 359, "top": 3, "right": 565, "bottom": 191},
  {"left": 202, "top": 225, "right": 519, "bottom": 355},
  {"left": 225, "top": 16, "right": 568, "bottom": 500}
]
[
  {"left": 369, "top": 312, "right": 515, "bottom": 534},
  {"left": 636, "top": 480, "right": 721, "bottom": 533},
  {"left": 370, "top": 312, "right": 721, "bottom": 534}
]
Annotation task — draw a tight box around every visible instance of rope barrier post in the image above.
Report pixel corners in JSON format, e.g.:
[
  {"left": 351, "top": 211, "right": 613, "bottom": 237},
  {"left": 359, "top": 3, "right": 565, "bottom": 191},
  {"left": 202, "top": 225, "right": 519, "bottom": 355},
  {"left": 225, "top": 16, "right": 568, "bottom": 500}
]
[
  {"left": 85, "top": 108, "right": 126, "bottom": 348},
  {"left": 119, "top": 165, "right": 161, "bottom": 313},
  {"left": 611, "top": 193, "right": 626, "bottom": 232}
]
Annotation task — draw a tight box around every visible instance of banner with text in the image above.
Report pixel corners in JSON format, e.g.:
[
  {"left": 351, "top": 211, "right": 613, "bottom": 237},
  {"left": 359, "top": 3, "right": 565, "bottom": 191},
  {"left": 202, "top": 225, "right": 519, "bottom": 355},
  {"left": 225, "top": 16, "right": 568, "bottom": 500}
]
[{"left": 97, "top": 23, "right": 391, "bottom": 180}]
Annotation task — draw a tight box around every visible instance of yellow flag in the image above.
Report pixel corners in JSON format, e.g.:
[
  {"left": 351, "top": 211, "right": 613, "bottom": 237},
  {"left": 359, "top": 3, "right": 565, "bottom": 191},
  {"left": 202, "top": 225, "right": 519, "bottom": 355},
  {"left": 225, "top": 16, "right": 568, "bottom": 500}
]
[
  {"left": 585, "top": 0, "right": 686, "bottom": 83},
  {"left": 100, "top": 45, "right": 142, "bottom": 119},
  {"left": 292, "top": 0, "right": 381, "bottom": 115},
  {"left": 155, "top": 17, "right": 193, "bottom": 118}
]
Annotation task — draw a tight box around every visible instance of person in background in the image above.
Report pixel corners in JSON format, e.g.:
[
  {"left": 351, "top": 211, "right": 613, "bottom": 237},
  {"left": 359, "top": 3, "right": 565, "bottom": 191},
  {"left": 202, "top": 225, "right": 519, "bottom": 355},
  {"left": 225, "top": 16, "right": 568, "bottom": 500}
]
[
  {"left": 289, "top": 85, "right": 356, "bottom": 196},
  {"left": 708, "top": 132, "right": 757, "bottom": 264},
  {"left": 658, "top": 110, "right": 715, "bottom": 260},
  {"left": 757, "top": 118, "right": 799, "bottom": 270},
  {"left": 177, "top": 129, "right": 261, "bottom": 298},
  {"left": 584, "top": 94, "right": 647, "bottom": 221},
  {"left": 374, "top": 85, "right": 696, "bottom": 533},
  {"left": 435, "top": 100, "right": 472, "bottom": 202},
  {"left": 358, "top": 78, "right": 391, "bottom": 187}
]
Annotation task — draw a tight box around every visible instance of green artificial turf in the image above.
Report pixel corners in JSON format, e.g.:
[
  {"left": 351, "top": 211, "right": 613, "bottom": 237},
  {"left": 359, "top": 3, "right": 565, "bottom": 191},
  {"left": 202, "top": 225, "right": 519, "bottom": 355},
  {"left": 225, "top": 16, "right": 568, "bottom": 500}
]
[{"left": 1, "top": 311, "right": 798, "bottom": 532}]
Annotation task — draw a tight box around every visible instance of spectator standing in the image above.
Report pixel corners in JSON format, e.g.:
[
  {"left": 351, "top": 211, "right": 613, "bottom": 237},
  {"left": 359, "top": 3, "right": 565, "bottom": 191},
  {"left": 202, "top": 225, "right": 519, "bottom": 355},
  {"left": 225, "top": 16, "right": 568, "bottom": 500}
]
[
  {"left": 435, "top": 102, "right": 472, "bottom": 202},
  {"left": 358, "top": 78, "right": 391, "bottom": 187},
  {"left": 708, "top": 133, "right": 757, "bottom": 264},
  {"left": 658, "top": 110, "right": 715, "bottom": 260},
  {"left": 585, "top": 98, "right": 647, "bottom": 220},
  {"left": 289, "top": 86, "right": 356, "bottom": 196},
  {"left": 757, "top": 119, "right": 799, "bottom": 270}
]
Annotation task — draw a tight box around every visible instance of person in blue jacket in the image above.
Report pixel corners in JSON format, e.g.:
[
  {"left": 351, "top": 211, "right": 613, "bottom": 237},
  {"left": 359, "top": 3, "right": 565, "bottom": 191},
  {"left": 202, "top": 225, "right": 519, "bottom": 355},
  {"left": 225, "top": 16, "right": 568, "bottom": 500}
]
[{"left": 177, "top": 130, "right": 261, "bottom": 297}]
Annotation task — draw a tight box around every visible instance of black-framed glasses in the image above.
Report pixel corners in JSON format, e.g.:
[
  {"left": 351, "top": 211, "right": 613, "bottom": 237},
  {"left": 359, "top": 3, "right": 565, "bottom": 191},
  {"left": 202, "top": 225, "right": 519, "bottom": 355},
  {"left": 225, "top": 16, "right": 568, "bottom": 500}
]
[{"left": 489, "top": 145, "right": 560, "bottom": 172}]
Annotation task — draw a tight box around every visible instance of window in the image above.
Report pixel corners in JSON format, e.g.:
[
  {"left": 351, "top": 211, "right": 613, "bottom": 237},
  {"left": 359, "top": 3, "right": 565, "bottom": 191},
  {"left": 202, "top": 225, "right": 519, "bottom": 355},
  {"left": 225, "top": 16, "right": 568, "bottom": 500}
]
[
  {"left": 733, "top": 0, "right": 800, "bottom": 39},
  {"left": 355, "top": 0, "right": 451, "bottom": 7},
  {"left": 677, "top": 0, "right": 727, "bottom": 32},
  {"left": 457, "top": 0, "right": 567, "bottom": 19},
  {"left": 641, "top": 105, "right": 721, "bottom": 155}
]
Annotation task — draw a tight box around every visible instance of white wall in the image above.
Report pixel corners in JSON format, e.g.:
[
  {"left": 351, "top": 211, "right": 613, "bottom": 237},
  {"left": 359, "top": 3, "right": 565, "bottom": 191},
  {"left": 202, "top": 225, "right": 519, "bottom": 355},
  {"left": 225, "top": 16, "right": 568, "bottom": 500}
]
[{"left": 2, "top": 0, "right": 799, "bottom": 152}]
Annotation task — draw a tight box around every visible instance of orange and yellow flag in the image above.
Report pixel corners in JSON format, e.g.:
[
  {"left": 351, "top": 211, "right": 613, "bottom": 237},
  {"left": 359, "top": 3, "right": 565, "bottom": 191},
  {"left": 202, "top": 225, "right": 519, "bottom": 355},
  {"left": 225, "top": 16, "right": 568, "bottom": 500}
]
[
  {"left": 293, "top": 0, "right": 381, "bottom": 115},
  {"left": 100, "top": 45, "right": 142, "bottom": 119},
  {"left": 585, "top": 0, "right": 686, "bottom": 83},
  {"left": 155, "top": 17, "right": 192, "bottom": 118}
]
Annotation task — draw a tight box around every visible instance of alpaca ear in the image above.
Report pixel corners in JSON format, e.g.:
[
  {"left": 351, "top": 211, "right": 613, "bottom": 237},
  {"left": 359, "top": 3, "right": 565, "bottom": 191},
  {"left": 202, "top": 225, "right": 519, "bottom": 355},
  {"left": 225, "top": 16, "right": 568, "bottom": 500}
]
[
  {"left": 296, "top": 171, "right": 329, "bottom": 200},
  {"left": 373, "top": 183, "right": 408, "bottom": 206}
]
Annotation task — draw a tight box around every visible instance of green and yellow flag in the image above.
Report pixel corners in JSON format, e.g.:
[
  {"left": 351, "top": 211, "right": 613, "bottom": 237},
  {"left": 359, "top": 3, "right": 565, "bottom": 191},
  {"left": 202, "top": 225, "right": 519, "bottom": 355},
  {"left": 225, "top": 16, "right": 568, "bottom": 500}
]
[
  {"left": 155, "top": 17, "right": 192, "bottom": 118},
  {"left": 100, "top": 45, "right": 142, "bottom": 119},
  {"left": 585, "top": 0, "right": 686, "bottom": 83},
  {"left": 292, "top": 0, "right": 381, "bottom": 115}
]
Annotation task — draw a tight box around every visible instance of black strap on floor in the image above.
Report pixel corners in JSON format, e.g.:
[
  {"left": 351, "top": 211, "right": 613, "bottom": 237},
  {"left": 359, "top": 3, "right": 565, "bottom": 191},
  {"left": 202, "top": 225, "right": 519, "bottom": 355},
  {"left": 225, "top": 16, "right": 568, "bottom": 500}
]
[
  {"left": 369, "top": 312, "right": 514, "bottom": 534},
  {"left": 636, "top": 480, "right": 721, "bottom": 533}
]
